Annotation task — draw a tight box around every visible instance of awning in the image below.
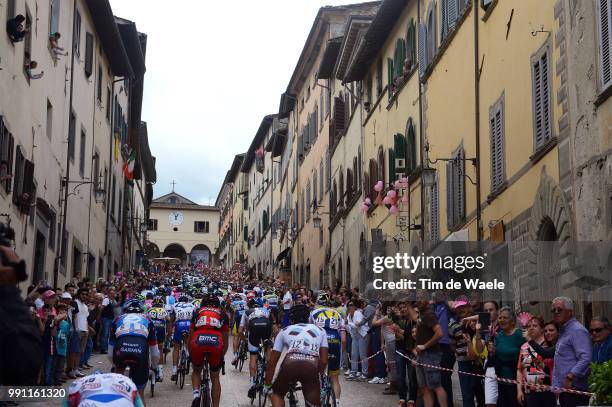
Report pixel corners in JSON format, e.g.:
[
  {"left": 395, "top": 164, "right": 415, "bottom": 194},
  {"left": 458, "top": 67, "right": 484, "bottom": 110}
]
[{"left": 276, "top": 247, "right": 292, "bottom": 263}]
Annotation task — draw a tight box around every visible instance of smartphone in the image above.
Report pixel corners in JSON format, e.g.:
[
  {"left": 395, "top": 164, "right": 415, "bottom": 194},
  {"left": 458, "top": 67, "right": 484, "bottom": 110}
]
[{"left": 478, "top": 312, "right": 491, "bottom": 334}]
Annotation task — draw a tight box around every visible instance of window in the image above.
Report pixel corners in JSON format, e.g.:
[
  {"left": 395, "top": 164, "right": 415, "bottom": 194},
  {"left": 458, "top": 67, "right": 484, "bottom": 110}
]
[
  {"left": 12, "top": 147, "right": 34, "bottom": 213},
  {"left": 46, "top": 100, "right": 53, "bottom": 140},
  {"left": 319, "top": 92, "right": 324, "bottom": 129},
  {"left": 106, "top": 88, "right": 111, "bottom": 120},
  {"left": 366, "top": 74, "right": 373, "bottom": 107},
  {"left": 68, "top": 111, "right": 76, "bottom": 161},
  {"left": 441, "top": 0, "right": 459, "bottom": 41},
  {"left": 49, "top": 0, "right": 60, "bottom": 36},
  {"left": 531, "top": 41, "right": 552, "bottom": 151},
  {"left": 23, "top": 12, "right": 32, "bottom": 77},
  {"left": 406, "top": 119, "right": 417, "bottom": 174},
  {"left": 406, "top": 20, "right": 417, "bottom": 71},
  {"left": 393, "top": 38, "right": 406, "bottom": 80},
  {"left": 110, "top": 174, "right": 116, "bottom": 220},
  {"left": 7, "top": 0, "right": 15, "bottom": 22},
  {"left": 74, "top": 10, "right": 81, "bottom": 56},
  {"left": 489, "top": 96, "right": 505, "bottom": 193},
  {"left": 97, "top": 65, "right": 103, "bottom": 102},
  {"left": 326, "top": 80, "right": 331, "bottom": 116},
  {"left": 306, "top": 181, "right": 311, "bottom": 219},
  {"left": 300, "top": 191, "right": 305, "bottom": 227},
  {"left": 0, "top": 119, "right": 14, "bottom": 194},
  {"left": 430, "top": 177, "right": 440, "bottom": 243},
  {"left": 325, "top": 149, "right": 331, "bottom": 191},
  {"left": 419, "top": 23, "right": 428, "bottom": 76},
  {"left": 597, "top": 0, "right": 611, "bottom": 91},
  {"left": 377, "top": 146, "right": 386, "bottom": 184},
  {"left": 49, "top": 209, "right": 56, "bottom": 250},
  {"left": 392, "top": 133, "right": 406, "bottom": 180},
  {"left": 387, "top": 58, "right": 394, "bottom": 98},
  {"left": 446, "top": 145, "right": 465, "bottom": 229},
  {"left": 427, "top": 3, "right": 437, "bottom": 64},
  {"left": 376, "top": 58, "right": 383, "bottom": 97},
  {"left": 79, "top": 130, "right": 86, "bottom": 176},
  {"left": 194, "top": 221, "right": 209, "bottom": 233},
  {"left": 319, "top": 160, "right": 324, "bottom": 201},
  {"left": 92, "top": 151, "right": 100, "bottom": 189},
  {"left": 84, "top": 33, "right": 94, "bottom": 76}
]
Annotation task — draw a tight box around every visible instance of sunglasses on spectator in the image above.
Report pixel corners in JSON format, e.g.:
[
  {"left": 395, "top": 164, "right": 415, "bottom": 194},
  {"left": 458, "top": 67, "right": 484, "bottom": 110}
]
[
  {"left": 590, "top": 328, "right": 604, "bottom": 334},
  {"left": 550, "top": 308, "right": 565, "bottom": 313}
]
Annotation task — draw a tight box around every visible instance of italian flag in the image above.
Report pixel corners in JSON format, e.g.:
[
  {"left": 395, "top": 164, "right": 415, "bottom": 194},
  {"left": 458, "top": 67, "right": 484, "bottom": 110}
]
[{"left": 123, "top": 149, "right": 135, "bottom": 181}]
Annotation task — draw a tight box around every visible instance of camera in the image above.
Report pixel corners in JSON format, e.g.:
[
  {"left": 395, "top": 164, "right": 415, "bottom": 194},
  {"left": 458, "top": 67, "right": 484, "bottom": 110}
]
[{"left": 0, "top": 221, "right": 27, "bottom": 282}]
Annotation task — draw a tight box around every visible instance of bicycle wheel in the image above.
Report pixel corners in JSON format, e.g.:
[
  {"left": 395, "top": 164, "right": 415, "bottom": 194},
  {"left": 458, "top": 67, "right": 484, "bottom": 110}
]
[
  {"left": 238, "top": 349, "right": 246, "bottom": 372},
  {"left": 323, "top": 386, "right": 336, "bottom": 407},
  {"left": 179, "top": 356, "right": 186, "bottom": 389},
  {"left": 150, "top": 376, "right": 155, "bottom": 398},
  {"left": 258, "top": 388, "right": 267, "bottom": 407},
  {"left": 201, "top": 382, "right": 211, "bottom": 407}
]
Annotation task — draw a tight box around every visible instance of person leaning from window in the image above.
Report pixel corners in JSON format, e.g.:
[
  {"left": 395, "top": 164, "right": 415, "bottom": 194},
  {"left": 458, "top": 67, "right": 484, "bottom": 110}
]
[
  {"left": 6, "top": 14, "right": 27, "bottom": 42},
  {"left": 49, "top": 32, "right": 68, "bottom": 58},
  {"left": 25, "top": 61, "right": 44, "bottom": 80},
  {"left": 0, "top": 244, "right": 43, "bottom": 386}
]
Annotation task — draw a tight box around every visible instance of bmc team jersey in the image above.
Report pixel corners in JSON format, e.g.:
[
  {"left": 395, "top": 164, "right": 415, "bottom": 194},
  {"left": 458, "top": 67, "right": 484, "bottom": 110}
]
[
  {"left": 309, "top": 307, "right": 345, "bottom": 332},
  {"left": 273, "top": 323, "right": 328, "bottom": 357},
  {"left": 65, "top": 373, "right": 144, "bottom": 407},
  {"left": 191, "top": 307, "right": 229, "bottom": 332},
  {"left": 111, "top": 313, "right": 157, "bottom": 345}
]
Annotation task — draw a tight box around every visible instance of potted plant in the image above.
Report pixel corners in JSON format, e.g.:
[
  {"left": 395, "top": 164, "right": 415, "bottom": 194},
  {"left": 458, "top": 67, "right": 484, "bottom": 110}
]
[{"left": 589, "top": 360, "right": 612, "bottom": 405}]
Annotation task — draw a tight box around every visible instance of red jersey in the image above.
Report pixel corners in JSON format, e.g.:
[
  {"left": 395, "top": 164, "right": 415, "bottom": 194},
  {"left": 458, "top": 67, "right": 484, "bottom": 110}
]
[{"left": 190, "top": 306, "right": 229, "bottom": 333}]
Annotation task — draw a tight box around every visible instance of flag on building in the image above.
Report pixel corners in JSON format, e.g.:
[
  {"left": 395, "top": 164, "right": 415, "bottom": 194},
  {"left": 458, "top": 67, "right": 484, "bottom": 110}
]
[{"left": 123, "top": 148, "right": 136, "bottom": 182}]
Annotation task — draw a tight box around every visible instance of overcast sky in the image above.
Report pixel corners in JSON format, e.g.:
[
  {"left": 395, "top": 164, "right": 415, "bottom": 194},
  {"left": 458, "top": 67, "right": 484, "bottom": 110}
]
[{"left": 109, "top": 0, "right": 355, "bottom": 205}]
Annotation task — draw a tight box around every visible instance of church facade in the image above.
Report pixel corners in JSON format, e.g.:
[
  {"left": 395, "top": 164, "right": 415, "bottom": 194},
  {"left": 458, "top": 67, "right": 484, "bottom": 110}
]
[{"left": 146, "top": 192, "right": 219, "bottom": 266}]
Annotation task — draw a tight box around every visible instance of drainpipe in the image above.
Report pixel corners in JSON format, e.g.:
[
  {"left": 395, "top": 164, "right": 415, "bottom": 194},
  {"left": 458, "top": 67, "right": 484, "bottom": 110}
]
[
  {"left": 417, "top": 0, "right": 426, "bottom": 245},
  {"left": 55, "top": 0, "right": 77, "bottom": 289},
  {"left": 474, "top": 0, "right": 483, "bottom": 241}
]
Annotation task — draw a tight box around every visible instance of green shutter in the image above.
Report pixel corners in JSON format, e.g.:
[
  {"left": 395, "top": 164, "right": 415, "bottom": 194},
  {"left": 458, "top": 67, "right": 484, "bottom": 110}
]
[
  {"left": 388, "top": 148, "right": 396, "bottom": 182},
  {"left": 387, "top": 58, "right": 394, "bottom": 95},
  {"left": 407, "top": 122, "right": 417, "bottom": 173}
]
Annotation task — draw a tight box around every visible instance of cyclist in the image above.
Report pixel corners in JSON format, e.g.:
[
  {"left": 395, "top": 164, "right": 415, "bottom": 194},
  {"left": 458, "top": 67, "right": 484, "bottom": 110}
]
[
  {"left": 263, "top": 289, "right": 279, "bottom": 327},
  {"left": 147, "top": 296, "right": 170, "bottom": 381},
  {"left": 189, "top": 293, "right": 229, "bottom": 407},
  {"left": 170, "top": 294, "right": 196, "bottom": 381},
  {"left": 264, "top": 304, "right": 329, "bottom": 407},
  {"left": 108, "top": 299, "right": 159, "bottom": 403},
  {"left": 230, "top": 293, "right": 247, "bottom": 366},
  {"left": 64, "top": 372, "right": 144, "bottom": 407},
  {"left": 240, "top": 298, "right": 275, "bottom": 399},
  {"left": 310, "top": 293, "right": 346, "bottom": 407}
]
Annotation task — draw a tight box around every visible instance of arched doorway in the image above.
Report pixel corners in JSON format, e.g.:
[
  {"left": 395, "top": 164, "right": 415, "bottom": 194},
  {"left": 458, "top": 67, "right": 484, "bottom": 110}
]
[
  {"left": 190, "top": 244, "right": 211, "bottom": 266},
  {"left": 145, "top": 241, "right": 160, "bottom": 259},
  {"left": 163, "top": 243, "right": 187, "bottom": 264}
]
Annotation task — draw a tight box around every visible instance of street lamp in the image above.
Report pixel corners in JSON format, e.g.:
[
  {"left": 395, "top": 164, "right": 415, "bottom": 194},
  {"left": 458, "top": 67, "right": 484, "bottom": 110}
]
[
  {"left": 139, "top": 222, "right": 148, "bottom": 234},
  {"left": 62, "top": 171, "right": 106, "bottom": 203},
  {"left": 421, "top": 166, "right": 437, "bottom": 188}
]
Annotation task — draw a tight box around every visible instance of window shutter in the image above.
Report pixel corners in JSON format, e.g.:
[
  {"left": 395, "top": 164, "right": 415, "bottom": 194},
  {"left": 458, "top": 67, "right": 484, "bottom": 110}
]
[
  {"left": 441, "top": 0, "right": 448, "bottom": 40},
  {"left": 428, "top": 5, "right": 437, "bottom": 61},
  {"left": 333, "top": 97, "right": 345, "bottom": 140},
  {"left": 388, "top": 148, "right": 396, "bottom": 182},
  {"left": 431, "top": 179, "right": 439, "bottom": 243},
  {"left": 320, "top": 160, "right": 324, "bottom": 199},
  {"left": 446, "top": 161, "right": 453, "bottom": 228},
  {"left": 378, "top": 147, "right": 386, "bottom": 185},
  {"left": 21, "top": 160, "right": 34, "bottom": 212},
  {"left": 84, "top": 33, "right": 94, "bottom": 77},
  {"left": 394, "top": 133, "right": 406, "bottom": 178},
  {"left": 532, "top": 48, "right": 551, "bottom": 150},
  {"left": 419, "top": 23, "right": 428, "bottom": 76},
  {"left": 407, "top": 122, "right": 417, "bottom": 173},
  {"left": 448, "top": 0, "right": 458, "bottom": 31},
  {"left": 490, "top": 105, "right": 505, "bottom": 192},
  {"left": 598, "top": 0, "right": 612, "bottom": 89},
  {"left": 363, "top": 170, "right": 370, "bottom": 199},
  {"left": 369, "top": 159, "right": 377, "bottom": 198},
  {"left": 456, "top": 148, "right": 465, "bottom": 222},
  {"left": 387, "top": 58, "right": 394, "bottom": 94}
]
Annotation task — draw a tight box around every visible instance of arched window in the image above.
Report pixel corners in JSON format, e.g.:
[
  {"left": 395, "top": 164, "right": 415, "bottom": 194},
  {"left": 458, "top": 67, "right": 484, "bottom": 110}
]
[
  {"left": 406, "top": 19, "right": 417, "bottom": 70},
  {"left": 406, "top": 118, "right": 417, "bottom": 174},
  {"left": 427, "top": 2, "right": 437, "bottom": 61}
]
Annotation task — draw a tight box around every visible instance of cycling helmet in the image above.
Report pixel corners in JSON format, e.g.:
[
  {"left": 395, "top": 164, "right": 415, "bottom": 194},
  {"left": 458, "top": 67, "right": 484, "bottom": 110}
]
[
  {"left": 152, "top": 297, "right": 164, "bottom": 307},
  {"left": 232, "top": 294, "right": 243, "bottom": 302},
  {"left": 316, "top": 292, "right": 332, "bottom": 307},
  {"left": 145, "top": 292, "right": 154, "bottom": 300},
  {"left": 178, "top": 294, "right": 189, "bottom": 303},
  {"left": 247, "top": 298, "right": 259, "bottom": 309},
  {"left": 202, "top": 293, "right": 220, "bottom": 308},
  {"left": 123, "top": 299, "right": 144, "bottom": 314},
  {"left": 289, "top": 304, "right": 310, "bottom": 324}
]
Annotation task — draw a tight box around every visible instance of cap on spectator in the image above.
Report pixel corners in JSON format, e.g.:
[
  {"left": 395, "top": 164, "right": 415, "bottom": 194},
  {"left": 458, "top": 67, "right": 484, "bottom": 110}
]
[
  {"left": 61, "top": 292, "right": 72, "bottom": 299},
  {"left": 453, "top": 297, "right": 469, "bottom": 310},
  {"left": 42, "top": 290, "right": 56, "bottom": 299}
]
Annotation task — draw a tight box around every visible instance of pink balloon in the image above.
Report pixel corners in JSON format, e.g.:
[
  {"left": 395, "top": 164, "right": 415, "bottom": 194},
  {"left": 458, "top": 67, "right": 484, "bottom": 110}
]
[
  {"left": 394, "top": 180, "right": 401, "bottom": 189},
  {"left": 390, "top": 205, "right": 399, "bottom": 215},
  {"left": 374, "top": 182, "right": 383, "bottom": 192},
  {"left": 388, "top": 190, "right": 397, "bottom": 199},
  {"left": 383, "top": 196, "right": 392, "bottom": 205},
  {"left": 361, "top": 204, "right": 369, "bottom": 212},
  {"left": 365, "top": 197, "right": 372, "bottom": 205}
]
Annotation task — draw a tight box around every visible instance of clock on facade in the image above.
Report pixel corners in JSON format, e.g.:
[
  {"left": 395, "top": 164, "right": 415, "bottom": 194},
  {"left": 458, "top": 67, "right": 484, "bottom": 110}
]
[{"left": 169, "top": 211, "right": 184, "bottom": 226}]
